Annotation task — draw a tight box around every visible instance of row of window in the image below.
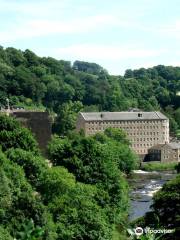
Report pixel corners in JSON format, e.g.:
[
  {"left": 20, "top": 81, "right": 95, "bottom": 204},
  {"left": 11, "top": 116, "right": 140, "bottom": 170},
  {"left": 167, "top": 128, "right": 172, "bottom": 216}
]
[
  {"left": 87, "top": 125, "right": 167, "bottom": 131},
  {"left": 132, "top": 137, "right": 159, "bottom": 142},
  {"left": 87, "top": 120, "right": 166, "bottom": 125},
  {"left": 87, "top": 119, "right": 167, "bottom": 125},
  {"left": 132, "top": 143, "right": 155, "bottom": 147},
  {"left": 87, "top": 128, "right": 167, "bottom": 137},
  {"left": 136, "top": 149, "right": 147, "bottom": 153}
]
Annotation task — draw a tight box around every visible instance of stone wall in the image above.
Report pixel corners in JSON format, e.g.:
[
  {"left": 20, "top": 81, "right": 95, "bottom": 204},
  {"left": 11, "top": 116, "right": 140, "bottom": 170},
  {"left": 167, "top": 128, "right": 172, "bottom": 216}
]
[{"left": 11, "top": 111, "right": 52, "bottom": 155}]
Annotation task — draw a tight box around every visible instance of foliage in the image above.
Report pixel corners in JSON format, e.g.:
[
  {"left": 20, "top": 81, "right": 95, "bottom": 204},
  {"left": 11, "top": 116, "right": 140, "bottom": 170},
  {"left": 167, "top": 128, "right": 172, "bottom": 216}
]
[
  {"left": 175, "top": 163, "right": 180, "bottom": 173},
  {"left": 143, "top": 174, "right": 180, "bottom": 239},
  {"left": 48, "top": 129, "right": 137, "bottom": 225},
  {"left": 5, "top": 148, "right": 48, "bottom": 187},
  {"left": 16, "top": 219, "right": 44, "bottom": 240},
  {"left": 0, "top": 114, "right": 39, "bottom": 153},
  {"left": 0, "top": 226, "right": 13, "bottom": 240},
  {"left": 0, "top": 46, "right": 179, "bottom": 134},
  {"left": 0, "top": 150, "right": 46, "bottom": 239},
  {"left": 73, "top": 60, "right": 107, "bottom": 75},
  {"left": 38, "top": 167, "right": 113, "bottom": 239},
  {"left": 53, "top": 100, "right": 83, "bottom": 135},
  {"left": 141, "top": 162, "right": 178, "bottom": 171},
  {"left": 127, "top": 227, "right": 163, "bottom": 240},
  {"left": 1, "top": 46, "right": 180, "bottom": 239},
  {"left": 0, "top": 116, "right": 123, "bottom": 239}
]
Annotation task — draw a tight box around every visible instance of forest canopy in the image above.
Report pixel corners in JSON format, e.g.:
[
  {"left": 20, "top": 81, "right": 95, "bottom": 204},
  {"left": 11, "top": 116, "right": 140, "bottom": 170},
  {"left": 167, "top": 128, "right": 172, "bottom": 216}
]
[{"left": 0, "top": 46, "right": 179, "bottom": 136}]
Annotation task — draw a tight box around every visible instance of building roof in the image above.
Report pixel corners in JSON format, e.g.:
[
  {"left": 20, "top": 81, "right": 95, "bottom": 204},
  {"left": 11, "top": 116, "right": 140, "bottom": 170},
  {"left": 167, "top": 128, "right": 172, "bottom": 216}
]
[
  {"left": 150, "top": 142, "right": 180, "bottom": 150},
  {"left": 80, "top": 111, "right": 168, "bottom": 121},
  {"left": 149, "top": 144, "right": 164, "bottom": 150},
  {"left": 167, "top": 142, "right": 180, "bottom": 149}
]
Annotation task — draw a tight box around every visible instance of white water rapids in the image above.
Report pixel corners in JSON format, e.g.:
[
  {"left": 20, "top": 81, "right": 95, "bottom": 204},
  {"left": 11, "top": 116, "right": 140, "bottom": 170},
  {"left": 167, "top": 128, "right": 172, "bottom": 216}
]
[{"left": 128, "top": 170, "right": 176, "bottom": 221}]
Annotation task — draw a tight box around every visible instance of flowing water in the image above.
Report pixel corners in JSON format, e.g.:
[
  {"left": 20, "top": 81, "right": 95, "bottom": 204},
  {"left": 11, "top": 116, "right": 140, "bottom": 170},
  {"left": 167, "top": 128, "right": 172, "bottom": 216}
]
[{"left": 128, "top": 170, "right": 176, "bottom": 221}]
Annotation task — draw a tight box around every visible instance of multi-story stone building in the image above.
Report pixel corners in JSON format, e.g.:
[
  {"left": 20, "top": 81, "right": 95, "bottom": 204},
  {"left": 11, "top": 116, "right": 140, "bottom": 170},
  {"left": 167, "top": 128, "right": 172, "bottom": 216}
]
[
  {"left": 76, "top": 111, "right": 169, "bottom": 155},
  {"left": 147, "top": 142, "right": 180, "bottom": 163}
]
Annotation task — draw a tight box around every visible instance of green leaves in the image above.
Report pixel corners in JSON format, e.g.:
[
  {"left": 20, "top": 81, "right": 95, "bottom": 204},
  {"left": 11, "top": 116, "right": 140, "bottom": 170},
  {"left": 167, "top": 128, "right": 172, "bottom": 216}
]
[
  {"left": 16, "top": 219, "right": 44, "bottom": 240},
  {"left": 143, "top": 174, "right": 180, "bottom": 239},
  {"left": 0, "top": 114, "right": 39, "bottom": 153},
  {"left": 48, "top": 129, "right": 133, "bottom": 227}
]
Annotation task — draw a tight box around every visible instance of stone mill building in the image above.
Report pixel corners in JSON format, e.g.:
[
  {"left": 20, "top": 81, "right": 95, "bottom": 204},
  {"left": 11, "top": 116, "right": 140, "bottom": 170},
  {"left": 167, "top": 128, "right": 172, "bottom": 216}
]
[{"left": 76, "top": 111, "right": 169, "bottom": 155}]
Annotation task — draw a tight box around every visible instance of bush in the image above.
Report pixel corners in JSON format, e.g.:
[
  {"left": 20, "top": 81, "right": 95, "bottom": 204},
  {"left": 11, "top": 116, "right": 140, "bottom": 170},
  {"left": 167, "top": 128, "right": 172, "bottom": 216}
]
[
  {"left": 48, "top": 132, "right": 130, "bottom": 224},
  {"left": 141, "top": 162, "right": 177, "bottom": 171},
  {"left": 0, "top": 226, "right": 13, "bottom": 240},
  {"left": 0, "top": 114, "right": 39, "bottom": 153},
  {"left": 144, "top": 174, "right": 180, "bottom": 239},
  {"left": 6, "top": 148, "right": 48, "bottom": 187}
]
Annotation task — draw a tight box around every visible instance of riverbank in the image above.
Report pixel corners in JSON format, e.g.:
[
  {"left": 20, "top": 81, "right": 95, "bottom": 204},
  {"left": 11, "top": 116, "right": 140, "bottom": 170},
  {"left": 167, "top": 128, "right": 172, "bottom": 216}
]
[
  {"left": 128, "top": 170, "right": 176, "bottom": 221},
  {"left": 141, "top": 161, "right": 177, "bottom": 172},
  {"left": 113, "top": 170, "right": 177, "bottom": 239}
]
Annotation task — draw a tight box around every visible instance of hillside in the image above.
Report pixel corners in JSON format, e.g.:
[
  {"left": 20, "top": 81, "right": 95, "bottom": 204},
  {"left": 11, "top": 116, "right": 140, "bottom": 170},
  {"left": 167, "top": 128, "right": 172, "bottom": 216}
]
[{"left": 0, "top": 46, "right": 179, "bottom": 136}]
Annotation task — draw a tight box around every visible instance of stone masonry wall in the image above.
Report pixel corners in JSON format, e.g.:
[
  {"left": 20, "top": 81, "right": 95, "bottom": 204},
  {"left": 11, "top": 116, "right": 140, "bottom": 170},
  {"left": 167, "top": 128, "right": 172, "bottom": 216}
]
[{"left": 11, "top": 111, "right": 52, "bottom": 155}]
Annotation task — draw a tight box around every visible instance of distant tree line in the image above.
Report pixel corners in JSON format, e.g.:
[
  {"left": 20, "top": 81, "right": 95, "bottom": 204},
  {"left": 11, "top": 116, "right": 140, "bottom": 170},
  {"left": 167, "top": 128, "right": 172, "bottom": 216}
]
[{"left": 0, "top": 46, "right": 179, "bottom": 136}]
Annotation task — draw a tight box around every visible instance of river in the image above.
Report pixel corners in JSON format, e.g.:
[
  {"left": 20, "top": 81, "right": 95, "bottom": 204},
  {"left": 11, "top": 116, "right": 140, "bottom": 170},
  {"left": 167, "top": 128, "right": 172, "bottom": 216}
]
[{"left": 128, "top": 170, "right": 176, "bottom": 221}]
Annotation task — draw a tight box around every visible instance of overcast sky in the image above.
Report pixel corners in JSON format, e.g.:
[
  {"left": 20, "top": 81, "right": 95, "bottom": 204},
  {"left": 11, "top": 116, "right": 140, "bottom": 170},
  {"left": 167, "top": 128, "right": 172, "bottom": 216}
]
[{"left": 0, "top": 0, "right": 180, "bottom": 75}]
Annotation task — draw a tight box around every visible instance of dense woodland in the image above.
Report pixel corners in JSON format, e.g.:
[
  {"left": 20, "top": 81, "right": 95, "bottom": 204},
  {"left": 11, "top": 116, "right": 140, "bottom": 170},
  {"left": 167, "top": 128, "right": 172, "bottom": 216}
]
[
  {"left": 0, "top": 46, "right": 180, "bottom": 239},
  {"left": 0, "top": 46, "right": 179, "bottom": 136},
  {"left": 0, "top": 114, "right": 137, "bottom": 239}
]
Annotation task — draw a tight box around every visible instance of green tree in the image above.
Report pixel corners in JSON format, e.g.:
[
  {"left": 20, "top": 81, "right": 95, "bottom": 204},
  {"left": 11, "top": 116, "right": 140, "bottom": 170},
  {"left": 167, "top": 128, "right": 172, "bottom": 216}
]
[
  {"left": 144, "top": 174, "right": 180, "bottom": 239},
  {"left": 0, "top": 114, "right": 39, "bottom": 153},
  {"left": 53, "top": 101, "right": 83, "bottom": 135},
  {"left": 0, "top": 226, "right": 13, "bottom": 240},
  {"left": 48, "top": 132, "right": 130, "bottom": 224},
  {"left": 6, "top": 149, "right": 48, "bottom": 187}
]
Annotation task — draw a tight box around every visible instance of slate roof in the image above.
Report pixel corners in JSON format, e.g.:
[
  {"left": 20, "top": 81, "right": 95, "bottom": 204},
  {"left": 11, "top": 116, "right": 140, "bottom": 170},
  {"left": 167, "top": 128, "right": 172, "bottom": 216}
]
[
  {"left": 167, "top": 142, "right": 180, "bottom": 149},
  {"left": 150, "top": 142, "right": 180, "bottom": 150},
  {"left": 80, "top": 111, "right": 168, "bottom": 121}
]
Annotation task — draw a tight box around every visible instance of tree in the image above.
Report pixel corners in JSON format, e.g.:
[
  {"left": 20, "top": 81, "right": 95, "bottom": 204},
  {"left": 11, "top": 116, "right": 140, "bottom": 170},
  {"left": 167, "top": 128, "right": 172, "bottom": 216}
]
[
  {"left": 144, "top": 174, "right": 180, "bottom": 239},
  {"left": 104, "top": 127, "right": 130, "bottom": 145},
  {"left": 73, "top": 60, "right": 107, "bottom": 75},
  {"left": 0, "top": 114, "right": 39, "bottom": 153},
  {"left": 6, "top": 47, "right": 26, "bottom": 67},
  {"left": 53, "top": 101, "right": 83, "bottom": 135},
  {"left": 174, "top": 108, "right": 180, "bottom": 128},
  {"left": 0, "top": 226, "right": 13, "bottom": 240},
  {"left": 38, "top": 166, "right": 112, "bottom": 239},
  {"left": 48, "top": 132, "right": 130, "bottom": 224},
  {"left": 0, "top": 150, "right": 46, "bottom": 238},
  {"left": 6, "top": 148, "right": 48, "bottom": 187}
]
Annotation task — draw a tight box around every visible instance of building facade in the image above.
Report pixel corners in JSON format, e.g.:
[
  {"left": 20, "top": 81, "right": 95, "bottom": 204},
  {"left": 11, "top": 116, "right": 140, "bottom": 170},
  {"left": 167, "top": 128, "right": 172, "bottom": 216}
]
[
  {"left": 76, "top": 111, "right": 169, "bottom": 155},
  {"left": 148, "top": 142, "right": 180, "bottom": 163}
]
